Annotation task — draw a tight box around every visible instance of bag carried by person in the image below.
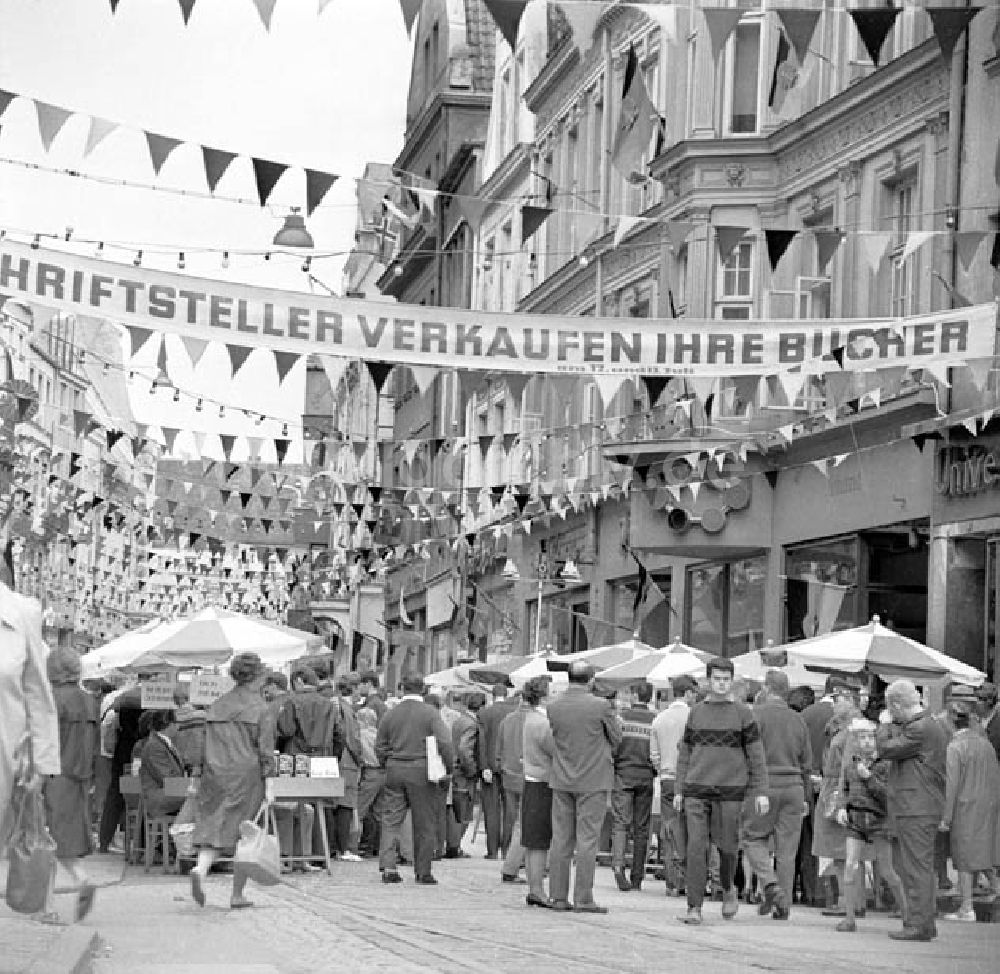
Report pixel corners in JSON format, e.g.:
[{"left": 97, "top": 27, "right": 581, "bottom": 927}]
[
  {"left": 426, "top": 735, "right": 447, "bottom": 783},
  {"left": 168, "top": 791, "right": 199, "bottom": 860},
  {"left": 5, "top": 787, "right": 58, "bottom": 914},
  {"left": 234, "top": 802, "right": 281, "bottom": 887}
]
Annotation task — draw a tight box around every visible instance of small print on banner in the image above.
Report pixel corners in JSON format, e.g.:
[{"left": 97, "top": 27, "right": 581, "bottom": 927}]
[{"left": 309, "top": 757, "right": 340, "bottom": 778}]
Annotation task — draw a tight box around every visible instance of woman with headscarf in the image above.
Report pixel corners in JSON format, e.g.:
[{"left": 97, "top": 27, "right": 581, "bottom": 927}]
[
  {"left": 0, "top": 566, "right": 60, "bottom": 850},
  {"left": 189, "top": 653, "right": 275, "bottom": 909},
  {"left": 812, "top": 698, "right": 861, "bottom": 917},
  {"left": 43, "top": 645, "right": 99, "bottom": 922}
]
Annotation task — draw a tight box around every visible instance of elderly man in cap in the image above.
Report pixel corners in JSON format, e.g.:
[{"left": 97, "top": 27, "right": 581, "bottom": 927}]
[
  {"left": 740, "top": 669, "right": 812, "bottom": 920},
  {"left": 545, "top": 661, "right": 622, "bottom": 913},
  {"left": 876, "top": 678, "right": 949, "bottom": 941}
]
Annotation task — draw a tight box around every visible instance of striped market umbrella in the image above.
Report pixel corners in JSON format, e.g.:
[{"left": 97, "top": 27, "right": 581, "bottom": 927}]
[
  {"left": 546, "top": 634, "right": 658, "bottom": 673},
  {"left": 782, "top": 616, "right": 986, "bottom": 686},
  {"left": 594, "top": 637, "right": 711, "bottom": 691}
]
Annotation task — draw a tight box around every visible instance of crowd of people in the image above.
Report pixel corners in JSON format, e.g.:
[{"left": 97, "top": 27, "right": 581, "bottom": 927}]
[{"left": 4, "top": 619, "right": 1000, "bottom": 939}]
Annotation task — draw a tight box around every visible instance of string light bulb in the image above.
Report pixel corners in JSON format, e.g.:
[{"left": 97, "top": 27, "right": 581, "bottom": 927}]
[
  {"left": 177, "top": 252, "right": 185, "bottom": 270},
  {"left": 173, "top": 388, "right": 181, "bottom": 402},
  {"left": 64, "top": 227, "right": 73, "bottom": 242},
  {"left": 94, "top": 242, "right": 104, "bottom": 258},
  {"left": 134, "top": 250, "right": 143, "bottom": 267},
  {"left": 282, "top": 423, "right": 288, "bottom": 436},
  {"left": 219, "top": 405, "right": 225, "bottom": 418},
  {"left": 301, "top": 256, "right": 312, "bottom": 273},
  {"left": 150, "top": 380, "right": 158, "bottom": 394},
  {"left": 30, "top": 234, "right": 40, "bottom": 250},
  {"left": 195, "top": 398, "right": 203, "bottom": 412},
  {"left": 221, "top": 251, "right": 230, "bottom": 269}
]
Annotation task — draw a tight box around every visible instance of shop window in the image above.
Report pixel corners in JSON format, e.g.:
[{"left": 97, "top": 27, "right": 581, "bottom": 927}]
[
  {"left": 685, "top": 555, "right": 765, "bottom": 655},
  {"left": 715, "top": 240, "right": 755, "bottom": 319},
  {"left": 785, "top": 537, "right": 859, "bottom": 640}
]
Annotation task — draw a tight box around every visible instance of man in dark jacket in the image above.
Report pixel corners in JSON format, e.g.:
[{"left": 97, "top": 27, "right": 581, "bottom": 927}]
[
  {"left": 546, "top": 662, "right": 623, "bottom": 913},
  {"left": 278, "top": 666, "right": 345, "bottom": 759},
  {"left": 375, "top": 674, "right": 454, "bottom": 885},
  {"left": 740, "top": 669, "right": 812, "bottom": 920},
  {"left": 611, "top": 683, "right": 656, "bottom": 892},
  {"left": 445, "top": 692, "right": 480, "bottom": 858},
  {"left": 877, "top": 678, "right": 949, "bottom": 942},
  {"left": 477, "top": 685, "right": 517, "bottom": 858}
]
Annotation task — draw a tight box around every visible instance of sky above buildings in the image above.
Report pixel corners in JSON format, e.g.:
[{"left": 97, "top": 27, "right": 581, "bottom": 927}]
[{"left": 0, "top": 0, "right": 413, "bottom": 454}]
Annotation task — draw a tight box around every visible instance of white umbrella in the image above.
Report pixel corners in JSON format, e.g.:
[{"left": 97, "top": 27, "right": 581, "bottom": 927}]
[
  {"left": 546, "top": 635, "right": 658, "bottom": 674},
  {"left": 729, "top": 649, "right": 828, "bottom": 694},
  {"left": 596, "top": 643, "right": 707, "bottom": 691},
  {"left": 81, "top": 619, "right": 164, "bottom": 680},
  {"left": 508, "top": 653, "right": 565, "bottom": 690},
  {"left": 423, "top": 662, "right": 486, "bottom": 693},
  {"left": 781, "top": 616, "right": 986, "bottom": 686}
]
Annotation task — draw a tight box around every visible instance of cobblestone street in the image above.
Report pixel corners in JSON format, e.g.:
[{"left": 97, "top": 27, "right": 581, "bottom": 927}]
[{"left": 71, "top": 838, "right": 996, "bottom": 974}]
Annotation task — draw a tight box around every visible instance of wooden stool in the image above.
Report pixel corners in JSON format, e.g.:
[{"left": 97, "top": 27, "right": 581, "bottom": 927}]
[
  {"left": 119, "top": 776, "right": 143, "bottom": 865},
  {"left": 145, "top": 814, "right": 177, "bottom": 873}
]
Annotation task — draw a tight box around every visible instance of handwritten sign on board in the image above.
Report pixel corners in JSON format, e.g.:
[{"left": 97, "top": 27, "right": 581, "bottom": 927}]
[
  {"left": 188, "top": 673, "right": 234, "bottom": 706},
  {"left": 140, "top": 680, "right": 177, "bottom": 710}
]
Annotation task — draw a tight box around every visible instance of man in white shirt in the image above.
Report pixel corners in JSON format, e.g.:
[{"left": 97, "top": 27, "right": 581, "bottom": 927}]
[{"left": 650, "top": 675, "right": 698, "bottom": 895}]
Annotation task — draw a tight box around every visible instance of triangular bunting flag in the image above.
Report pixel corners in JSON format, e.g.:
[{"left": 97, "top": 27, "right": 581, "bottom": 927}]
[
  {"left": 704, "top": 8, "right": 743, "bottom": 60},
  {"left": 321, "top": 355, "right": 350, "bottom": 395},
  {"left": 305, "top": 169, "right": 338, "bottom": 217},
  {"left": 592, "top": 373, "right": 630, "bottom": 408},
  {"left": 126, "top": 325, "right": 155, "bottom": 358},
  {"left": 178, "top": 0, "right": 197, "bottom": 25},
  {"left": 202, "top": 146, "right": 237, "bottom": 192},
  {"left": 0, "top": 90, "right": 14, "bottom": 120},
  {"left": 715, "top": 226, "right": 749, "bottom": 263},
  {"left": 922, "top": 361, "right": 952, "bottom": 388},
  {"left": 502, "top": 432, "right": 518, "bottom": 455},
  {"left": 457, "top": 369, "right": 488, "bottom": 405},
  {"left": 763, "top": 469, "right": 780, "bottom": 491},
  {"left": 558, "top": 1, "right": 603, "bottom": 54},
  {"left": 34, "top": 100, "right": 72, "bottom": 151},
  {"left": 810, "top": 458, "right": 829, "bottom": 478},
  {"left": 220, "top": 434, "right": 237, "bottom": 461},
  {"left": 84, "top": 116, "right": 117, "bottom": 157},
  {"left": 162, "top": 427, "right": 179, "bottom": 455},
  {"left": 457, "top": 196, "right": 489, "bottom": 230},
  {"left": 484, "top": 0, "right": 529, "bottom": 50},
  {"left": 965, "top": 358, "right": 993, "bottom": 392},
  {"left": 521, "top": 205, "right": 553, "bottom": 245},
  {"left": 181, "top": 336, "right": 209, "bottom": 369},
  {"left": 814, "top": 229, "right": 845, "bottom": 271},
  {"left": 408, "top": 365, "right": 438, "bottom": 396},
  {"left": 667, "top": 220, "right": 694, "bottom": 253},
  {"left": 849, "top": 8, "right": 902, "bottom": 68},
  {"left": 858, "top": 232, "right": 891, "bottom": 273},
  {"left": 145, "top": 132, "right": 182, "bottom": 175},
  {"left": 226, "top": 344, "right": 253, "bottom": 378},
  {"left": 398, "top": 0, "right": 421, "bottom": 34},
  {"left": 503, "top": 371, "right": 532, "bottom": 404},
  {"left": 613, "top": 215, "right": 644, "bottom": 248},
  {"left": 954, "top": 231, "right": 986, "bottom": 271},
  {"left": 926, "top": 7, "right": 981, "bottom": 64},
  {"left": 365, "top": 361, "right": 393, "bottom": 395},
  {"left": 641, "top": 375, "right": 670, "bottom": 406},
  {"left": 764, "top": 229, "right": 798, "bottom": 271},
  {"left": 899, "top": 230, "right": 935, "bottom": 262},
  {"left": 252, "top": 0, "right": 277, "bottom": 30},
  {"left": 777, "top": 9, "right": 822, "bottom": 63},
  {"left": 273, "top": 350, "right": 300, "bottom": 384},
  {"left": 252, "top": 158, "right": 288, "bottom": 206}
]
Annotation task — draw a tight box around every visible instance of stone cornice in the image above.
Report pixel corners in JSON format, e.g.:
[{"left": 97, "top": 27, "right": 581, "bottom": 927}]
[
  {"left": 650, "top": 39, "right": 948, "bottom": 202},
  {"left": 478, "top": 143, "right": 533, "bottom": 207},
  {"left": 396, "top": 90, "right": 492, "bottom": 173},
  {"left": 523, "top": 39, "right": 578, "bottom": 115}
]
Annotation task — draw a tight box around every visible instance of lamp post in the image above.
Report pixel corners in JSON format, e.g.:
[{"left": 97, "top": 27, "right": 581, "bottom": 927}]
[{"left": 533, "top": 552, "right": 548, "bottom": 656}]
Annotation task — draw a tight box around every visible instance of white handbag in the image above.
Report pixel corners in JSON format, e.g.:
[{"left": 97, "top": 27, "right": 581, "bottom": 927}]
[{"left": 425, "top": 734, "right": 447, "bottom": 782}]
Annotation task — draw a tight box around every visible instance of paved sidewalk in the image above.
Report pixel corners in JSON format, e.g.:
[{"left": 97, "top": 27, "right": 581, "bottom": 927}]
[{"left": 0, "top": 855, "right": 124, "bottom": 974}]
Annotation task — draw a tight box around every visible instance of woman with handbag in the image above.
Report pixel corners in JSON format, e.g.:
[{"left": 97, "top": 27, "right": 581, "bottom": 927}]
[
  {"left": 0, "top": 561, "right": 60, "bottom": 850},
  {"left": 188, "top": 653, "right": 275, "bottom": 909},
  {"left": 41, "top": 646, "right": 99, "bottom": 923}
]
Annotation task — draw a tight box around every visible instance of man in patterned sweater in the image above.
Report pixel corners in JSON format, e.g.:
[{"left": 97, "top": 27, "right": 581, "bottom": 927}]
[{"left": 674, "top": 656, "right": 768, "bottom": 925}]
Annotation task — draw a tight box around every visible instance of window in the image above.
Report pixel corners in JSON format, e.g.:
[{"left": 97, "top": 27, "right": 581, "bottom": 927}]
[
  {"left": 715, "top": 240, "right": 755, "bottom": 318},
  {"left": 685, "top": 555, "right": 766, "bottom": 655},
  {"left": 888, "top": 182, "right": 917, "bottom": 317},
  {"left": 727, "top": 22, "right": 761, "bottom": 134}
]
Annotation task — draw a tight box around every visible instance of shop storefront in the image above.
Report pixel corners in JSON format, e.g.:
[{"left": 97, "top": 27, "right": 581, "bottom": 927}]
[{"left": 927, "top": 433, "right": 1000, "bottom": 680}]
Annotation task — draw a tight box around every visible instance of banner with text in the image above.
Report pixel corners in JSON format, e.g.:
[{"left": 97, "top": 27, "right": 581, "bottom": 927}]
[{"left": 1, "top": 241, "right": 995, "bottom": 377}]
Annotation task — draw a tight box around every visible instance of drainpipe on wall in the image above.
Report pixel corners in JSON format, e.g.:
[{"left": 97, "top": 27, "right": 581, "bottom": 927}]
[{"left": 944, "top": 9, "right": 969, "bottom": 305}]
